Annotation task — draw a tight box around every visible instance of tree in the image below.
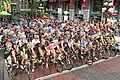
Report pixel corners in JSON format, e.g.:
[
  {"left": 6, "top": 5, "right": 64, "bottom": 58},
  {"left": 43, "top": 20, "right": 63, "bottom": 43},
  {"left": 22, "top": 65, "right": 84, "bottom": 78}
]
[{"left": 28, "top": 0, "right": 40, "bottom": 17}]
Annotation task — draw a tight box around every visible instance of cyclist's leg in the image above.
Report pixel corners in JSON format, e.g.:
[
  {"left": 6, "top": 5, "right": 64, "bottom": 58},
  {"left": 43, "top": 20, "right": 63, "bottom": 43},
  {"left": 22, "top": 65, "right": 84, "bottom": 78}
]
[
  {"left": 51, "top": 49, "right": 56, "bottom": 59},
  {"left": 21, "top": 48, "right": 26, "bottom": 65},
  {"left": 38, "top": 47, "right": 44, "bottom": 59},
  {"left": 31, "top": 47, "right": 36, "bottom": 59},
  {"left": 11, "top": 50, "right": 17, "bottom": 63}
]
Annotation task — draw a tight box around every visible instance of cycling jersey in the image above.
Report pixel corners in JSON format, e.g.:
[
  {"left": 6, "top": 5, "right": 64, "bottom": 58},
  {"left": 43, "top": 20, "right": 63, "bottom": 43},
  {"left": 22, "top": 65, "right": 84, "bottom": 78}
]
[
  {"left": 47, "top": 43, "right": 56, "bottom": 50},
  {"left": 103, "top": 36, "right": 109, "bottom": 43},
  {"left": 5, "top": 41, "right": 12, "bottom": 50}
]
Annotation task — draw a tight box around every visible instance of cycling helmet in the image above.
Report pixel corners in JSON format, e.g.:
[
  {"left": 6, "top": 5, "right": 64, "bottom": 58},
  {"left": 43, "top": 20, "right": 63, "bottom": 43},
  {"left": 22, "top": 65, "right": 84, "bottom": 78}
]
[{"left": 106, "top": 33, "right": 109, "bottom": 36}]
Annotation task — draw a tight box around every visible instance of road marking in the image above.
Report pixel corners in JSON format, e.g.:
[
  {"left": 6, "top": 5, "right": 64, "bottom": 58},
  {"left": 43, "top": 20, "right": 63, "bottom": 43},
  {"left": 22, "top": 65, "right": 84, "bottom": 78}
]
[{"left": 35, "top": 55, "right": 120, "bottom": 80}]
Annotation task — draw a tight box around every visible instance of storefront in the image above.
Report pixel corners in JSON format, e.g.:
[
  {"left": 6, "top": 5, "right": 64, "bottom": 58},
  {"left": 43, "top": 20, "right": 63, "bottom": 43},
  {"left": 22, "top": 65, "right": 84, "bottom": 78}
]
[{"left": 90, "top": 0, "right": 103, "bottom": 21}]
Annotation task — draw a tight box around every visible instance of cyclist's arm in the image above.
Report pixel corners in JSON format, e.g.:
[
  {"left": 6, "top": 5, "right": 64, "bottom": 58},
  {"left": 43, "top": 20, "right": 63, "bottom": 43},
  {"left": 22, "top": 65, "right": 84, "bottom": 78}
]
[
  {"left": 38, "top": 47, "right": 44, "bottom": 57},
  {"left": 45, "top": 47, "right": 50, "bottom": 55}
]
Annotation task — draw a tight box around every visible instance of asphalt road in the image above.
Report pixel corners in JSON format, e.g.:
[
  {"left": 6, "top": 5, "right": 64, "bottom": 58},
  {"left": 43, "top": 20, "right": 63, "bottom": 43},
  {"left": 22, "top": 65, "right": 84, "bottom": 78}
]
[{"left": 14, "top": 55, "right": 120, "bottom": 80}]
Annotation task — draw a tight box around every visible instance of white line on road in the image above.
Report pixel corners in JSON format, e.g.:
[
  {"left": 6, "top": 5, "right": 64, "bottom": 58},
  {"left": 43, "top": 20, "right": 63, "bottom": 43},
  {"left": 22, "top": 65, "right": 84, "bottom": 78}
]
[{"left": 35, "top": 55, "right": 120, "bottom": 80}]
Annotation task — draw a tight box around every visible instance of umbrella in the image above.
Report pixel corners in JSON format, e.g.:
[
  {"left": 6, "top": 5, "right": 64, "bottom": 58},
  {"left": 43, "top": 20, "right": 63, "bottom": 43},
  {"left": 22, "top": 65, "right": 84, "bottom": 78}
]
[{"left": 0, "top": 11, "right": 11, "bottom": 16}]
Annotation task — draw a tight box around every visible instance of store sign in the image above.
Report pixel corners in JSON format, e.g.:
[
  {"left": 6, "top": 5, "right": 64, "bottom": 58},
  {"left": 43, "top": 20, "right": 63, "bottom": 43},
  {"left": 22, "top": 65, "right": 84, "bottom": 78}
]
[{"left": 112, "top": 12, "right": 118, "bottom": 16}]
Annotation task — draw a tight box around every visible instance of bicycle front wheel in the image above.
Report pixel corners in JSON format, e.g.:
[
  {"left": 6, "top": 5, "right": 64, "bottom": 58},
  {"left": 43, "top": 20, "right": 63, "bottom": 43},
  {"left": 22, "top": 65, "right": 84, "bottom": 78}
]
[
  {"left": 63, "top": 58, "right": 73, "bottom": 70},
  {"left": 101, "top": 49, "right": 111, "bottom": 59}
]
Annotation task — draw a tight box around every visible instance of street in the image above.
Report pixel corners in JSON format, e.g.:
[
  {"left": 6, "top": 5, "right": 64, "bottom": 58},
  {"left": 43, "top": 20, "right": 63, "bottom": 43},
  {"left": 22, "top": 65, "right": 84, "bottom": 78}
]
[{"left": 15, "top": 55, "right": 120, "bottom": 80}]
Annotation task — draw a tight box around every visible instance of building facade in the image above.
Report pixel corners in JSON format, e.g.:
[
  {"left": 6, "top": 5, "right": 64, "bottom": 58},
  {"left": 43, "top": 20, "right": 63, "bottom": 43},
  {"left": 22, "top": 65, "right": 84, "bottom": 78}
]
[{"left": 10, "top": 0, "right": 118, "bottom": 21}]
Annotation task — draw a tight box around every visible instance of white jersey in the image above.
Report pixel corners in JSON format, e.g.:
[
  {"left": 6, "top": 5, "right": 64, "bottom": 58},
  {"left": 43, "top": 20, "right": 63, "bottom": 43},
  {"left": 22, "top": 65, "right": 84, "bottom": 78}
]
[
  {"left": 5, "top": 41, "right": 12, "bottom": 50},
  {"left": 32, "top": 39, "right": 40, "bottom": 47},
  {"left": 19, "top": 38, "right": 28, "bottom": 47}
]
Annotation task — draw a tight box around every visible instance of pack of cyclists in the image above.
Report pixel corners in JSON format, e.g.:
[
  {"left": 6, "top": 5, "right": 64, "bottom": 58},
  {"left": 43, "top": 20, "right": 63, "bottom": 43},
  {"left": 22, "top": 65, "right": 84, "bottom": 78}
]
[{"left": 0, "top": 18, "right": 119, "bottom": 75}]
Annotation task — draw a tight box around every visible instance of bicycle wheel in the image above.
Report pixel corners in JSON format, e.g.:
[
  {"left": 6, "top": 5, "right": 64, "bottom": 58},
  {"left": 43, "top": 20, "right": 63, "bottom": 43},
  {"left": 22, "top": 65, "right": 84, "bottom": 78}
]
[
  {"left": 9, "top": 71, "right": 15, "bottom": 80},
  {"left": 116, "top": 45, "right": 120, "bottom": 55},
  {"left": 93, "top": 51, "right": 101, "bottom": 62},
  {"left": 73, "top": 54, "right": 83, "bottom": 67},
  {"left": 109, "top": 45, "right": 117, "bottom": 57},
  {"left": 25, "top": 62, "right": 33, "bottom": 75},
  {"left": 110, "top": 49, "right": 117, "bottom": 57},
  {"left": 55, "top": 60, "right": 63, "bottom": 72},
  {"left": 86, "top": 53, "right": 93, "bottom": 65},
  {"left": 101, "top": 49, "right": 111, "bottom": 59},
  {"left": 8, "top": 66, "right": 16, "bottom": 80},
  {"left": 63, "top": 58, "right": 73, "bottom": 70},
  {"left": 41, "top": 62, "right": 51, "bottom": 75}
]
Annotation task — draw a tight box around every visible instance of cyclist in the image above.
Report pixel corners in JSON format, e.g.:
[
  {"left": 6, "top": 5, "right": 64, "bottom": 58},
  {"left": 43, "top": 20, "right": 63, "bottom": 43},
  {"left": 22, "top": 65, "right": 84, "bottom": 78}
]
[
  {"left": 18, "top": 34, "right": 28, "bottom": 68},
  {"left": 4, "top": 38, "right": 16, "bottom": 66}
]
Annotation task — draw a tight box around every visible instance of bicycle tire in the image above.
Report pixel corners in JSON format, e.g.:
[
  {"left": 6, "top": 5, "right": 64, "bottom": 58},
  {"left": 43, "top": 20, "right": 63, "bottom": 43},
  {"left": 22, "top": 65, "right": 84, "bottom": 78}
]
[
  {"left": 41, "top": 62, "right": 51, "bottom": 75},
  {"left": 55, "top": 60, "right": 63, "bottom": 72},
  {"left": 25, "top": 62, "right": 33, "bottom": 75},
  {"left": 73, "top": 54, "right": 83, "bottom": 67},
  {"left": 110, "top": 49, "right": 117, "bottom": 57},
  {"left": 9, "top": 71, "right": 15, "bottom": 80},
  {"left": 63, "top": 58, "right": 73, "bottom": 70},
  {"left": 85, "top": 54, "right": 93, "bottom": 65},
  {"left": 101, "top": 49, "right": 111, "bottom": 59},
  {"left": 93, "top": 51, "right": 102, "bottom": 62},
  {"left": 8, "top": 66, "right": 16, "bottom": 80}
]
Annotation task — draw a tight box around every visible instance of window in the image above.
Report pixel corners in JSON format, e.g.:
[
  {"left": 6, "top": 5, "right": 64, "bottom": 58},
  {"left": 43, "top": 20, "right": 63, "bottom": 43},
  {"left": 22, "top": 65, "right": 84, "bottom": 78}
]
[{"left": 93, "top": 0, "right": 103, "bottom": 12}]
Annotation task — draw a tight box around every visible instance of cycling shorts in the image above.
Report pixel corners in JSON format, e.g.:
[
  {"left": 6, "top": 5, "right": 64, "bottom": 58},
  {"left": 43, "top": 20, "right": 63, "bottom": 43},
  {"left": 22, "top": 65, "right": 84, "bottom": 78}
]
[{"left": 4, "top": 49, "right": 12, "bottom": 59}]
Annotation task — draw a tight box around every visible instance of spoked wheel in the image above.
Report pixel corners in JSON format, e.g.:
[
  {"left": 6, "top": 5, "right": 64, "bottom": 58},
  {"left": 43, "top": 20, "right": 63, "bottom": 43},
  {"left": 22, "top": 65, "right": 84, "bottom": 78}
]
[
  {"left": 63, "top": 58, "right": 73, "bottom": 70},
  {"left": 110, "top": 49, "right": 117, "bottom": 57},
  {"left": 116, "top": 46, "right": 120, "bottom": 55},
  {"left": 41, "top": 62, "right": 51, "bottom": 75},
  {"left": 9, "top": 71, "right": 15, "bottom": 80},
  {"left": 85, "top": 53, "right": 93, "bottom": 65},
  {"left": 25, "top": 65, "right": 33, "bottom": 80},
  {"left": 8, "top": 66, "right": 17, "bottom": 80},
  {"left": 109, "top": 45, "right": 117, "bottom": 57},
  {"left": 117, "top": 49, "right": 120, "bottom": 55},
  {"left": 93, "top": 51, "right": 102, "bottom": 62},
  {"left": 55, "top": 60, "right": 63, "bottom": 72},
  {"left": 73, "top": 54, "right": 83, "bottom": 67},
  {"left": 25, "top": 63, "right": 33, "bottom": 75},
  {"left": 101, "top": 49, "right": 111, "bottom": 59}
]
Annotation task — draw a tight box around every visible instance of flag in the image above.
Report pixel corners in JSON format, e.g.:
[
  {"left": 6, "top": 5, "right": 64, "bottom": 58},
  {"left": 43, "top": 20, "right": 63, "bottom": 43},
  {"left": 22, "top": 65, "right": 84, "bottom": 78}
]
[
  {"left": 6, "top": 0, "right": 11, "bottom": 12},
  {"left": 3, "top": 1, "right": 7, "bottom": 11}
]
